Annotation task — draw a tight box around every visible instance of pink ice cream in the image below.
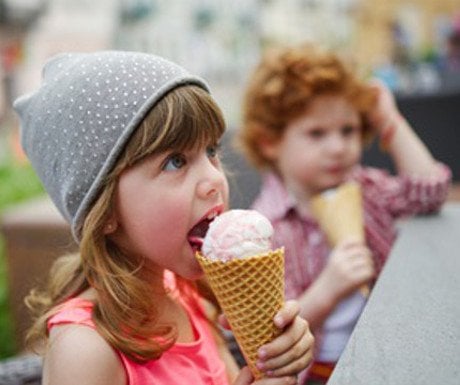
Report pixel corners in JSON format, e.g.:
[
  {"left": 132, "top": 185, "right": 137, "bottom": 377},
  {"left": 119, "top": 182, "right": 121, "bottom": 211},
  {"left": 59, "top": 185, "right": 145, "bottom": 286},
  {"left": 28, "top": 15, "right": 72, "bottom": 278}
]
[{"left": 201, "top": 209, "right": 274, "bottom": 262}]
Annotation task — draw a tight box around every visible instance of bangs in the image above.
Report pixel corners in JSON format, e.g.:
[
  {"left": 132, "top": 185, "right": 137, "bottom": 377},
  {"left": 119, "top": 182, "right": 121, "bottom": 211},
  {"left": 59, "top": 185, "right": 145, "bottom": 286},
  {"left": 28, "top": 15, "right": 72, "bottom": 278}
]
[{"left": 123, "top": 86, "right": 225, "bottom": 168}]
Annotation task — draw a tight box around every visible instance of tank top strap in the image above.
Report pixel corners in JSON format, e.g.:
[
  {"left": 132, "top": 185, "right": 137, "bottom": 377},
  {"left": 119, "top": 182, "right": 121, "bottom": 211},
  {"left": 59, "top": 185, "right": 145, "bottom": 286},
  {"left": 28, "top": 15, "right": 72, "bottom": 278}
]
[{"left": 47, "top": 297, "right": 95, "bottom": 330}]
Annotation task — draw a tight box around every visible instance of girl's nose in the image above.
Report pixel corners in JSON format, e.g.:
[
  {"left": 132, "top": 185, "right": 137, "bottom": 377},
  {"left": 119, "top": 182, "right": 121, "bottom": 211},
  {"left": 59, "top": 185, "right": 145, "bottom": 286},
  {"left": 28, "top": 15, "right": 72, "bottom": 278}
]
[{"left": 196, "top": 157, "right": 227, "bottom": 199}]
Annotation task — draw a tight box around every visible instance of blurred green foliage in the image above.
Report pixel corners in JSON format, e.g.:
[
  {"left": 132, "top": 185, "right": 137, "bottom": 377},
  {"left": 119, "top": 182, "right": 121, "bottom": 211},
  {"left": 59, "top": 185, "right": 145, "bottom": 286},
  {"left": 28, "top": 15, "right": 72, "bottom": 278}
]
[{"left": 0, "top": 156, "right": 44, "bottom": 358}]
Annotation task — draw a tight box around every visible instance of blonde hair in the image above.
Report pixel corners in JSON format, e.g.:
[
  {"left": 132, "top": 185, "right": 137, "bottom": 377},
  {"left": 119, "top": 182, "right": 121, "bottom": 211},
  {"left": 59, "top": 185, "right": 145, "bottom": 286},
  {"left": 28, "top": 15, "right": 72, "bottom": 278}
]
[
  {"left": 25, "top": 85, "right": 225, "bottom": 361},
  {"left": 238, "top": 43, "right": 377, "bottom": 169}
]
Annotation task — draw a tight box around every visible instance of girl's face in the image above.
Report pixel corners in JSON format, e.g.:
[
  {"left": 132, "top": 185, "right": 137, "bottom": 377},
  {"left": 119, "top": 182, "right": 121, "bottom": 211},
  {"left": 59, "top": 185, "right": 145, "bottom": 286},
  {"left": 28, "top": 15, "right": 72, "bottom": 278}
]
[
  {"left": 111, "top": 141, "right": 228, "bottom": 281},
  {"left": 265, "top": 94, "right": 362, "bottom": 199}
]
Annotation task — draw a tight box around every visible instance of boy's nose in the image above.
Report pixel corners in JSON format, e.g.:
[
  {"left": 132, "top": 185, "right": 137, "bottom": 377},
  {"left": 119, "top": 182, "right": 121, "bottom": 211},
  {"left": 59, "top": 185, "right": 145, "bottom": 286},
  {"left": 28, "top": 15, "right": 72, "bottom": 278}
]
[{"left": 327, "top": 134, "right": 347, "bottom": 154}]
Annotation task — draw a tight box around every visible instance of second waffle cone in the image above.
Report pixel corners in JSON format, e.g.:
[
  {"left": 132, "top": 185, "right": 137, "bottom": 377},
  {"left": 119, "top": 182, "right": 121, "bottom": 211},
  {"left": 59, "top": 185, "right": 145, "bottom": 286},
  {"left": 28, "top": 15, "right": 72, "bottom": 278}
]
[
  {"left": 311, "top": 182, "right": 370, "bottom": 297},
  {"left": 196, "top": 249, "right": 285, "bottom": 379}
]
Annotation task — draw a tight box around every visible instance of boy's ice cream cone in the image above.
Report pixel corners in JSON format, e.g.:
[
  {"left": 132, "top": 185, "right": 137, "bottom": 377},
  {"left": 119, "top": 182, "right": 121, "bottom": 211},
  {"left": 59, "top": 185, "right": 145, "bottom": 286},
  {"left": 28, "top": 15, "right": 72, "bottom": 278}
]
[
  {"left": 196, "top": 249, "right": 285, "bottom": 379},
  {"left": 310, "top": 182, "right": 370, "bottom": 297},
  {"left": 194, "top": 209, "right": 285, "bottom": 379}
]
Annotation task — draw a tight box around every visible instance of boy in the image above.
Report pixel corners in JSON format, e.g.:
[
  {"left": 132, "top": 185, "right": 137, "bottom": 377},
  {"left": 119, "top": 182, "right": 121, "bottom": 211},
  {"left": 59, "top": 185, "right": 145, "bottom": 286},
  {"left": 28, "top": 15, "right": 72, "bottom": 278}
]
[{"left": 237, "top": 44, "right": 451, "bottom": 384}]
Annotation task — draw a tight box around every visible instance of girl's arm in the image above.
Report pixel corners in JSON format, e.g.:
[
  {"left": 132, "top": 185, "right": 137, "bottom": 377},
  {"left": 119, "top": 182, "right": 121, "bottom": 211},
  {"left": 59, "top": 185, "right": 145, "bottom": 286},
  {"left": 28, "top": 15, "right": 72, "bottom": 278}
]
[
  {"left": 367, "top": 80, "right": 443, "bottom": 177},
  {"left": 43, "top": 325, "right": 126, "bottom": 385}
]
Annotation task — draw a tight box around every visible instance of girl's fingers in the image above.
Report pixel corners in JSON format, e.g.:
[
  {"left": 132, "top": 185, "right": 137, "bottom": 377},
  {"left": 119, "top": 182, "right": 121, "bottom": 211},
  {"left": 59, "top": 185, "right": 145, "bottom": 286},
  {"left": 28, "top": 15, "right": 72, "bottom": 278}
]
[
  {"left": 258, "top": 315, "right": 310, "bottom": 361},
  {"left": 253, "top": 376, "right": 298, "bottom": 385},
  {"left": 232, "top": 367, "right": 253, "bottom": 385},
  {"left": 218, "top": 313, "right": 231, "bottom": 330},
  {"left": 233, "top": 367, "right": 297, "bottom": 385},
  {"left": 271, "top": 300, "right": 299, "bottom": 329},
  {"left": 258, "top": 330, "right": 314, "bottom": 375}
]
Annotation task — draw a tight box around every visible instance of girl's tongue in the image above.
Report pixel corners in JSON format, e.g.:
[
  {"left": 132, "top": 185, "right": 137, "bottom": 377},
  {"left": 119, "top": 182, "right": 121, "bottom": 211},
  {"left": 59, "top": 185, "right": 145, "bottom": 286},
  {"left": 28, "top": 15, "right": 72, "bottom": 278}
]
[{"left": 188, "top": 218, "right": 211, "bottom": 253}]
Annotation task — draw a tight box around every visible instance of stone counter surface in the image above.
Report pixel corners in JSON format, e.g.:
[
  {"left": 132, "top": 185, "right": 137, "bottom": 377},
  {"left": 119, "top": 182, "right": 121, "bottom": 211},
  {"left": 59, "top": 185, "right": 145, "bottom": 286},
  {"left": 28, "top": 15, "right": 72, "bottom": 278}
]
[{"left": 328, "top": 203, "right": 460, "bottom": 385}]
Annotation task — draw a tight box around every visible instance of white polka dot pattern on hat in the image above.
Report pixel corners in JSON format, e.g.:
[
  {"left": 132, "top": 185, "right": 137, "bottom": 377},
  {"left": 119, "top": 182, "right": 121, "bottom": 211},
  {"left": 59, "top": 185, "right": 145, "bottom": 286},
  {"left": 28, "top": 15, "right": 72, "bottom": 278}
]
[{"left": 13, "top": 51, "right": 209, "bottom": 241}]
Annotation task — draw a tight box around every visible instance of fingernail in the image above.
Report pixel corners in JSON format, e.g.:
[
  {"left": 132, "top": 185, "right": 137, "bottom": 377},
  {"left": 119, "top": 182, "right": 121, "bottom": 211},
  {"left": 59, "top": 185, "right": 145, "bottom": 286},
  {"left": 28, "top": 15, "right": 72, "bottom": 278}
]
[
  {"left": 258, "top": 348, "right": 267, "bottom": 358},
  {"left": 274, "top": 315, "right": 283, "bottom": 327},
  {"left": 256, "top": 361, "right": 265, "bottom": 370}
]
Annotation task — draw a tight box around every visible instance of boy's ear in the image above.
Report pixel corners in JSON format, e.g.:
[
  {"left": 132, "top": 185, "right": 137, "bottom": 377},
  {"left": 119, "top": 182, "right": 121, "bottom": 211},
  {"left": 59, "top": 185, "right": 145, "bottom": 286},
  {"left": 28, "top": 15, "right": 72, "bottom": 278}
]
[{"left": 258, "top": 136, "right": 280, "bottom": 161}]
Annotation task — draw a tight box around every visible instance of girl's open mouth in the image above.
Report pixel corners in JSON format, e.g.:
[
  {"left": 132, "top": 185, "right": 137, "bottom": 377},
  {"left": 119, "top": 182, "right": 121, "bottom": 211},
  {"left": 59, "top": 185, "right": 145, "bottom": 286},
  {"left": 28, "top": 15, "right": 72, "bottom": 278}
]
[{"left": 188, "top": 209, "right": 220, "bottom": 253}]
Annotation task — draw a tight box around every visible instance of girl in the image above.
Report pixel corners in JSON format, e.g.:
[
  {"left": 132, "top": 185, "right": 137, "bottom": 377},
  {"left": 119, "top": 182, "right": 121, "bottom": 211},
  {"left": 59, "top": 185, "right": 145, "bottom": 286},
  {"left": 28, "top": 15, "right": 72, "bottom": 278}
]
[
  {"left": 237, "top": 44, "right": 451, "bottom": 384},
  {"left": 13, "top": 51, "right": 314, "bottom": 385}
]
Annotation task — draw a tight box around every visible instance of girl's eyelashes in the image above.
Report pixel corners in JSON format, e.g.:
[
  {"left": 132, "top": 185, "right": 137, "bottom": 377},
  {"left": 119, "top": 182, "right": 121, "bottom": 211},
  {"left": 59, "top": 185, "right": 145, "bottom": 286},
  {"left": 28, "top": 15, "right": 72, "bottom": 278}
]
[
  {"left": 161, "top": 143, "right": 221, "bottom": 172},
  {"left": 206, "top": 142, "right": 221, "bottom": 158},
  {"left": 162, "top": 153, "right": 186, "bottom": 171}
]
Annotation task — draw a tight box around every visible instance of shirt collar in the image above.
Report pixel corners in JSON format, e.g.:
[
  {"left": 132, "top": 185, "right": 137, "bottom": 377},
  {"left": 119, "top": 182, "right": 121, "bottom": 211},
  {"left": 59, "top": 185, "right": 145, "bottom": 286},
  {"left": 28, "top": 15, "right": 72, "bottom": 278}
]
[{"left": 256, "top": 172, "right": 298, "bottom": 221}]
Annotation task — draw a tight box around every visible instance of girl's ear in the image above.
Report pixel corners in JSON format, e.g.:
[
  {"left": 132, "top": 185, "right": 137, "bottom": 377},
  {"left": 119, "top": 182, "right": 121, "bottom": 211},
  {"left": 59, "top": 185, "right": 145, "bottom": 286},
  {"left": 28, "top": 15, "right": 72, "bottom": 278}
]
[
  {"left": 259, "top": 136, "right": 280, "bottom": 161},
  {"left": 103, "top": 216, "right": 119, "bottom": 235}
]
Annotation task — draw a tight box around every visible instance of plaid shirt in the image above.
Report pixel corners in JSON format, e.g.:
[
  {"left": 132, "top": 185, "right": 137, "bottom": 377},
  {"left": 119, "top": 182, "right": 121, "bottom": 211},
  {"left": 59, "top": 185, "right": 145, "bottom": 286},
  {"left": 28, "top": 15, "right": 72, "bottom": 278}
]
[{"left": 252, "top": 164, "right": 451, "bottom": 301}]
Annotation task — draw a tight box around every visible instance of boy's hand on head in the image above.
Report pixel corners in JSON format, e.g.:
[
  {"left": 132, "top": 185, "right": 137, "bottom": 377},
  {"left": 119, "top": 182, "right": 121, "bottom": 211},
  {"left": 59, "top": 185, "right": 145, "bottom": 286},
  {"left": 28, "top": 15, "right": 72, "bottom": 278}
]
[
  {"left": 322, "top": 239, "right": 375, "bottom": 300},
  {"left": 254, "top": 300, "right": 314, "bottom": 378},
  {"left": 367, "top": 79, "right": 401, "bottom": 135}
]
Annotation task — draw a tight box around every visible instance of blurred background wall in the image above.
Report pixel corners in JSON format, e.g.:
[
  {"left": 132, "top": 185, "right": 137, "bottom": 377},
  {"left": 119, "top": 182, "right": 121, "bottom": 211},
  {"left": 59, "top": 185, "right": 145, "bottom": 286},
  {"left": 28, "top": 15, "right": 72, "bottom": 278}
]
[{"left": 1, "top": 0, "right": 460, "bottom": 127}]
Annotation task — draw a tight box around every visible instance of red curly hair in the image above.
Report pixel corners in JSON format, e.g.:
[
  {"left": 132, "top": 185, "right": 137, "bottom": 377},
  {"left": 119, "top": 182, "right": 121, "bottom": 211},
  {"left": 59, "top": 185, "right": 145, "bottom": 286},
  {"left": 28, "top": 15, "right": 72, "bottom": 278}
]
[{"left": 238, "top": 43, "right": 377, "bottom": 169}]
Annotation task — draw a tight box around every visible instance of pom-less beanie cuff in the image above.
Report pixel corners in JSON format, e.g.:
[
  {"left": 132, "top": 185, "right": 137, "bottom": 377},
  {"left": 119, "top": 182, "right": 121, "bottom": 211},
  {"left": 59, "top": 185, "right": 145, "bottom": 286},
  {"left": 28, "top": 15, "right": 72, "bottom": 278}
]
[{"left": 13, "top": 51, "right": 209, "bottom": 241}]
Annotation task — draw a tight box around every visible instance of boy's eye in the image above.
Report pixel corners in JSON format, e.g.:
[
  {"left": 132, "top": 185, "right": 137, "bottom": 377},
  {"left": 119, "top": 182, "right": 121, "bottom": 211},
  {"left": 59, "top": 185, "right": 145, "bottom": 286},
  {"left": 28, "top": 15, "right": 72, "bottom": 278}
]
[
  {"left": 341, "top": 125, "right": 357, "bottom": 136},
  {"left": 163, "top": 154, "right": 186, "bottom": 171},
  {"left": 308, "top": 128, "right": 325, "bottom": 139}
]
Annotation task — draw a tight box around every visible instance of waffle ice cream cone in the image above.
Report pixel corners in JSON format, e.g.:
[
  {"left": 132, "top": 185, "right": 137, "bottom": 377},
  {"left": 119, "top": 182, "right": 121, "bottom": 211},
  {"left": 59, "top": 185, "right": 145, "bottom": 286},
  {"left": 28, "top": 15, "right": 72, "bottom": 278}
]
[
  {"left": 194, "top": 209, "right": 285, "bottom": 378},
  {"left": 196, "top": 249, "right": 285, "bottom": 379},
  {"left": 310, "top": 182, "right": 370, "bottom": 297}
]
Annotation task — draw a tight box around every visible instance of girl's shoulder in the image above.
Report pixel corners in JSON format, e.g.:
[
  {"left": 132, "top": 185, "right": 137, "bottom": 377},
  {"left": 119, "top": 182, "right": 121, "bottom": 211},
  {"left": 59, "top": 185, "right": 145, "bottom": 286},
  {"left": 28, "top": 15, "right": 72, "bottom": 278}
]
[
  {"left": 45, "top": 297, "right": 126, "bottom": 385},
  {"left": 45, "top": 322, "right": 126, "bottom": 385}
]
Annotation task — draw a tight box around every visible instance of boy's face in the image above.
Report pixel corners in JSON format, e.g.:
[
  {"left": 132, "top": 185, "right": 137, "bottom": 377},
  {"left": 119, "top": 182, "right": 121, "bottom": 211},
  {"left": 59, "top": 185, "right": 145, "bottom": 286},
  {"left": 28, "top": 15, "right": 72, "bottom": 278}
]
[
  {"left": 110, "top": 142, "right": 228, "bottom": 281},
  {"left": 264, "top": 94, "right": 362, "bottom": 199}
]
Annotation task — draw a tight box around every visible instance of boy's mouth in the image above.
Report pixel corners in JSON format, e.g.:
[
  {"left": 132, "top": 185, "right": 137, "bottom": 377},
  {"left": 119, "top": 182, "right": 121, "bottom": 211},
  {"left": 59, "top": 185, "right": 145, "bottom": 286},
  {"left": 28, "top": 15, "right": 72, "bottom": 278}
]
[{"left": 188, "top": 208, "right": 221, "bottom": 253}]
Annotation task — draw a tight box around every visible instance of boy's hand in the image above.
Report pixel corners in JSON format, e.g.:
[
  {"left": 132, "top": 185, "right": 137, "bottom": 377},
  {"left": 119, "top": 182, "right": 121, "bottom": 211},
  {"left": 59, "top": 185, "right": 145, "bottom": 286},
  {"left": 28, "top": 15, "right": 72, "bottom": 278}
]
[
  {"left": 321, "top": 239, "right": 375, "bottom": 300},
  {"left": 367, "top": 79, "right": 401, "bottom": 135}
]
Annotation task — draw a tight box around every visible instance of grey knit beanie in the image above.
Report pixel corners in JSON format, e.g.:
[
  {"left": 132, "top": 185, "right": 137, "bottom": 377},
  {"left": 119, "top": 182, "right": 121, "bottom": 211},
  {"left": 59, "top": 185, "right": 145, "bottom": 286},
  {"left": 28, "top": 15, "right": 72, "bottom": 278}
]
[{"left": 13, "top": 51, "right": 209, "bottom": 241}]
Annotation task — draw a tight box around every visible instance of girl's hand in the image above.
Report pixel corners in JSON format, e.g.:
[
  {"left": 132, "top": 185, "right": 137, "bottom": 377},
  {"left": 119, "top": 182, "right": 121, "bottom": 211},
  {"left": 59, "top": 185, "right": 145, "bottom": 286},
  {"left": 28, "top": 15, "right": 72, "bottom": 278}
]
[
  {"left": 254, "top": 300, "right": 314, "bottom": 378},
  {"left": 233, "top": 366, "right": 297, "bottom": 385},
  {"left": 320, "top": 238, "right": 375, "bottom": 301},
  {"left": 222, "top": 301, "right": 314, "bottom": 383}
]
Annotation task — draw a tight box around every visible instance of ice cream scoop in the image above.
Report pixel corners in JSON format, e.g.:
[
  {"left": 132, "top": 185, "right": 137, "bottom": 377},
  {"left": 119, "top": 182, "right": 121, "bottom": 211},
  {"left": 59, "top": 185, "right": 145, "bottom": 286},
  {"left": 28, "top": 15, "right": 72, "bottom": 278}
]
[{"left": 202, "top": 209, "right": 274, "bottom": 262}]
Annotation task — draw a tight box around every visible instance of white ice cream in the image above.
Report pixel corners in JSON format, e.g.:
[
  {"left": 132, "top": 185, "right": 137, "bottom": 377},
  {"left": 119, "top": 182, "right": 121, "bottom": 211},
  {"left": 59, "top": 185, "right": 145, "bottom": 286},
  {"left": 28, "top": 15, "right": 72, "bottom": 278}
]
[{"left": 202, "top": 209, "right": 273, "bottom": 262}]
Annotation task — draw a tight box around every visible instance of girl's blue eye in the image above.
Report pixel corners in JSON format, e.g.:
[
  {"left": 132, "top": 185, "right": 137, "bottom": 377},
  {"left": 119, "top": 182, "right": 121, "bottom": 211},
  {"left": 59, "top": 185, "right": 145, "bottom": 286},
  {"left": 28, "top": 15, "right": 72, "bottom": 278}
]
[
  {"left": 206, "top": 144, "right": 220, "bottom": 158},
  {"left": 163, "top": 154, "right": 186, "bottom": 171}
]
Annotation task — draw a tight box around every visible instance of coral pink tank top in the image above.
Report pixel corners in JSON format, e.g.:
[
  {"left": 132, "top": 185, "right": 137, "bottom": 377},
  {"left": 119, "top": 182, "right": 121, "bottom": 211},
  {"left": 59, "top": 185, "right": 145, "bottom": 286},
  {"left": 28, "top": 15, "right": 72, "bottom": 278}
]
[{"left": 47, "top": 295, "right": 229, "bottom": 385}]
